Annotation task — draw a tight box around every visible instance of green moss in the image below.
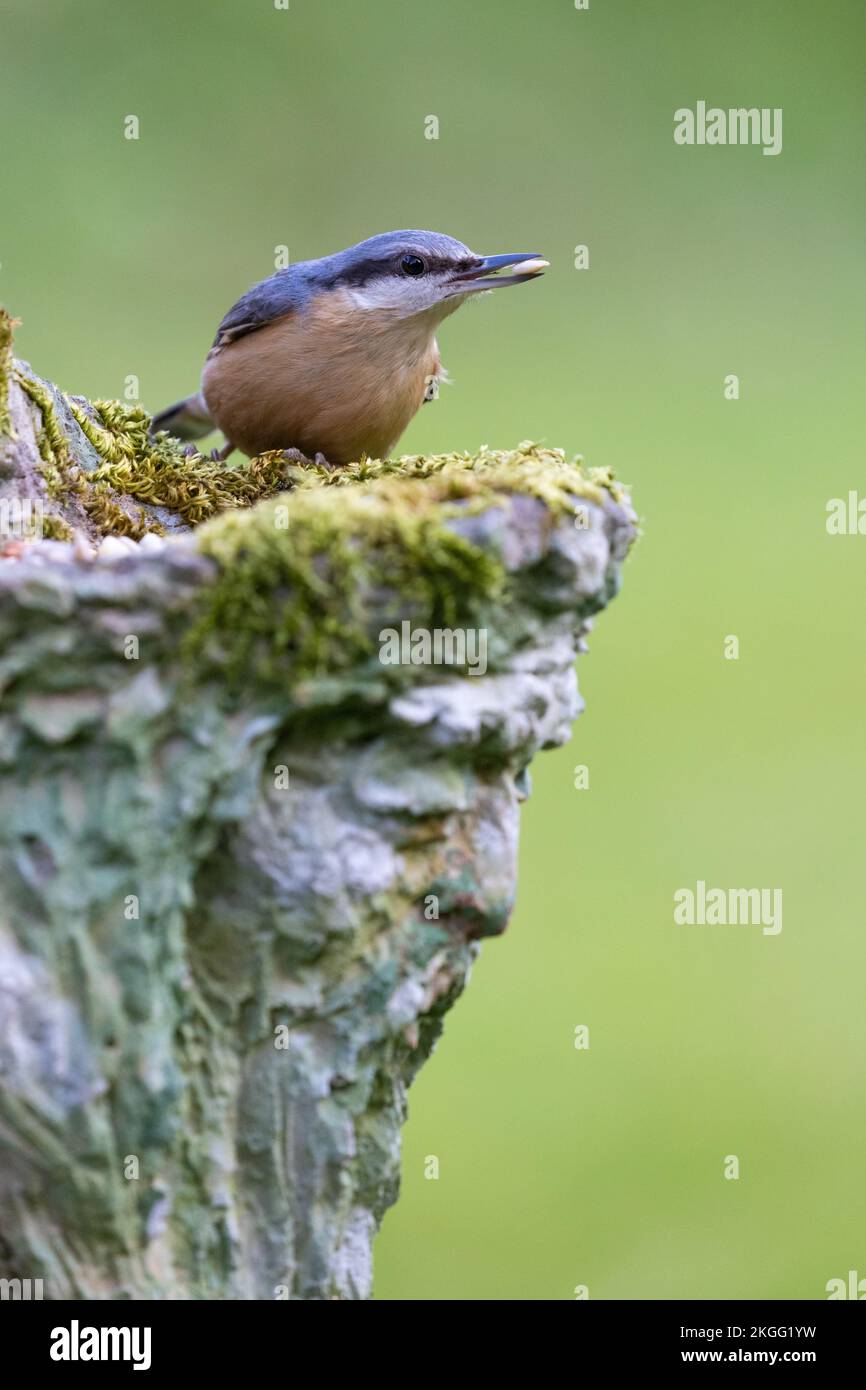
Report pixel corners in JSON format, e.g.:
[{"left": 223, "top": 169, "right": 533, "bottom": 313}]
[
  {"left": 187, "top": 487, "right": 501, "bottom": 683},
  {"left": 14, "top": 369, "right": 72, "bottom": 472},
  {"left": 80, "top": 483, "right": 152, "bottom": 540},
  {"left": 0, "top": 308, "right": 15, "bottom": 438},
  {"left": 87, "top": 436, "right": 295, "bottom": 526},
  {"left": 62, "top": 400, "right": 294, "bottom": 529},
  {"left": 274, "top": 440, "right": 627, "bottom": 511},
  {"left": 186, "top": 444, "right": 625, "bottom": 685},
  {"left": 66, "top": 397, "right": 150, "bottom": 465},
  {"left": 40, "top": 514, "right": 74, "bottom": 542},
  {"left": 9, "top": 382, "right": 295, "bottom": 535},
  {"left": 66, "top": 399, "right": 292, "bottom": 523}
]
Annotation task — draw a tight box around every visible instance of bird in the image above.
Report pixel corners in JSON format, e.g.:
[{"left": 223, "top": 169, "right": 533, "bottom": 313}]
[{"left": 151, "top": 230, "right": 548, "bottom": 466}]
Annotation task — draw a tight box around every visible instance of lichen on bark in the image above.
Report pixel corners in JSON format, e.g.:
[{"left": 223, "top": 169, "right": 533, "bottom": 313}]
[{"left": 0, "top": 307, "right": 637, "bottom": 1298}]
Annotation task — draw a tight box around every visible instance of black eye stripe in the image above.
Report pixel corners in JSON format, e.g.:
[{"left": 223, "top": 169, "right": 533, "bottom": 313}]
[
  {"left": 335, "top": 253, "right": 478, "bottom": 287},
  {"left": 404, "top": 255, "right": 477, "bottom": 275}
]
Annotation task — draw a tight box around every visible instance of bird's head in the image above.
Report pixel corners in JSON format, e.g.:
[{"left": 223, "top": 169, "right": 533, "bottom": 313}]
[{"left": 312, "top": 230, "right": 548, "bottom": 325}]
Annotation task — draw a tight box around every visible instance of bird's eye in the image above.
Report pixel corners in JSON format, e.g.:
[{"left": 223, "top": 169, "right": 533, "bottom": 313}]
[{"left": 400, "top": 254, "right": 426, "bottom": 277}]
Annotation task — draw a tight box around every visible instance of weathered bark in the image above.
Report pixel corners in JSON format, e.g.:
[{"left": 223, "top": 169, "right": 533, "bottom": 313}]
[{"left": 0, "top": 315, "right": 636, "bottom": 1298}]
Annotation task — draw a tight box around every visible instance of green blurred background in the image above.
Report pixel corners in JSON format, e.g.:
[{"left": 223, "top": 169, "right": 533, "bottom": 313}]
[{"left": 2, "top": 0, "right": 863, "bottom": 1299}]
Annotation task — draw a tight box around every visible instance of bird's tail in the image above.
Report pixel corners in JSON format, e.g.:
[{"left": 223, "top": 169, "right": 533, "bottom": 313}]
[{"left": 150, "top": 391, "right": 213, "bottom": 442}]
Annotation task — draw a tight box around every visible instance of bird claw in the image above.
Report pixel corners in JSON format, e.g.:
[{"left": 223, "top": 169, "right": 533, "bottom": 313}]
[{"left": 280, "top": 448, "right": 334, "bottom": 470}]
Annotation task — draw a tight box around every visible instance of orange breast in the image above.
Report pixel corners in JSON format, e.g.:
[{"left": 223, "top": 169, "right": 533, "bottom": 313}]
[{"left": 202, "top": 288, "right": 438, "bottom": 463}]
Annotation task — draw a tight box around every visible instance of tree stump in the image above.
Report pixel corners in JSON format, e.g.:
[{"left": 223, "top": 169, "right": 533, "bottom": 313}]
[{"left": 0, "top": 309, "right": 636, "bottom": 1298}]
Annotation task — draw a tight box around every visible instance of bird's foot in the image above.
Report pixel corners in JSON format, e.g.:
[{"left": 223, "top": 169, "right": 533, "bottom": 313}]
[
  {"left": 181, "top": 442, "right": 234, "bottom": 462},
  {"left": 280, "top": 448, "right": 334, "bottom": 471}
]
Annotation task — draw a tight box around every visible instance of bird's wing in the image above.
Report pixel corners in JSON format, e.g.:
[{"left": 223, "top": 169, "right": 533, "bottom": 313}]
[{"left": 209, "top": 268, "right": 311, "bottom": 352}]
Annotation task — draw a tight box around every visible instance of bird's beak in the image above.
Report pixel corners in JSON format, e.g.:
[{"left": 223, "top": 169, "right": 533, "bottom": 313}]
[{"left": 448, "top": 252, "right": 549, "bottom": 294}]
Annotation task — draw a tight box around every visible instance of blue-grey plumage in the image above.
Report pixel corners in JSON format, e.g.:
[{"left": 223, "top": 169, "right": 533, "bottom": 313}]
[{"left": 152, "top": 230, "right": 547, "bottom": 465}]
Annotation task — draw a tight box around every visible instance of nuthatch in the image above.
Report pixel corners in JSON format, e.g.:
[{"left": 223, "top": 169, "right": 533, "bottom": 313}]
[{"left": 152, "top": 230, "right": 547, "bottom": 465}]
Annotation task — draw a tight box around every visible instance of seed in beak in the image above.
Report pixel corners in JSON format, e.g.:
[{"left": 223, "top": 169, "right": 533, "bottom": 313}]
[
  {"left": 500, "top": 258, "right": 549, "bottom": 278},
  {"left": 451, "top": 254, "right": 549, "bottom": 293}
]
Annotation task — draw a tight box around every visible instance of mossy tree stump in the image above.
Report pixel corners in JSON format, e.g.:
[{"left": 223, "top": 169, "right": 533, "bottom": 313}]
[{"left": 0, "top": 310, "right": 636, "bottom": 1298}]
